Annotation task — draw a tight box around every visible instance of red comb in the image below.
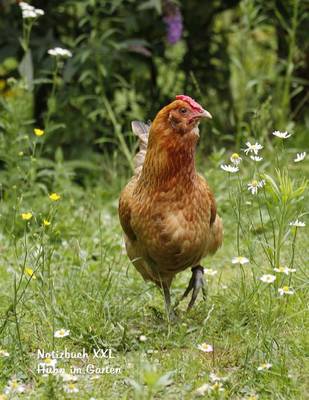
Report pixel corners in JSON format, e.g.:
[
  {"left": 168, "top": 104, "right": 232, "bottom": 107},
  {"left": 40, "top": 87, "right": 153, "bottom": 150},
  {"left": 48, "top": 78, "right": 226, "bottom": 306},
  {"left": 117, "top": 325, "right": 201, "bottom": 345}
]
[{"left": 175, "top": 95, "right": 204, "bottom": 112}]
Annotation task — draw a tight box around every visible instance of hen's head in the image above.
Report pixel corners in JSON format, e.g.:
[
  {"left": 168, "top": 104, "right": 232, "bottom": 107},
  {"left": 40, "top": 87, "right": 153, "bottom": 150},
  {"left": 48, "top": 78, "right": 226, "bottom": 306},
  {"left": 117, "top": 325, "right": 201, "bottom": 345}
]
[
  {"left": 154, "top": 95, "right": 212, "bottom": 137},
  {"left": 141, "top": 96, "right": 212, "bottom": 179}
]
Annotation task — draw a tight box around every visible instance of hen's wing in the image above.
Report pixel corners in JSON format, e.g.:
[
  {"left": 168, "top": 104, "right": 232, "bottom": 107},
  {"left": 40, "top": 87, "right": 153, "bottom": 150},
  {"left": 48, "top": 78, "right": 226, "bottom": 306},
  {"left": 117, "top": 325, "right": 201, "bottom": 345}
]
[
  {"left": 118, "top": 177, "right": 137, "bottom": 242},
  {"left": 119, "top": 120, "right": 150, "bottom": 240},
  {"left": 119, "top": 177, "right": 158, "bottom": 283},
  {"left": 197, "top": 175, "right": 223, "bottom": 255},
  {"left": 208, "top": 188, "right": 217, "bottom": 226}
]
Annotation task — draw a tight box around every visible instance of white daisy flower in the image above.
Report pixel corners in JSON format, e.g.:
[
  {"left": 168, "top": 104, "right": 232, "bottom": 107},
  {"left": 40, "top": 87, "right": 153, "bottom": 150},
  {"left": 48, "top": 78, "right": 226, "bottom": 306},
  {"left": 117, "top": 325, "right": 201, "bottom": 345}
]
[
  {"left": 294, "top": 152, "right": 306, "bottom": 163},
  {"left": 195, "top": 383, "right": 212, "bottom": 396},
  {"left": 61, "top": 373, "right": 78, "bottom": 382},
  {"left": 195, "top": 382, "right": 225, "bottom": 396},
  {"left": 146, "top": 349, "right": 158, "bottom": 354},
  {"left": 247, "top": 179, "right": 265, "bottom": 195},
  {"left": 289, "top": 220, "right": 306, "bottom": 228},
  {"left": 48, "top": 47, "right": 72, "bottom": 58},
  {"left": 64, "top": 383, "right": 79, "bottom": 393},
  {"left": 211, "top": 382, "right": 225, "bottom": 392},
  {"left": 4, "top": 378, "right": 26, "bottom": 395},
  {"left": 197, "top": 343, "right": 213, "bottom": 353},
  {"left": 220, "top": 164, "right": 239, "bottom": 173},
  {"left": 0, "top": 349, "right": 10, "bottom": 357},
  {"left": 204, "top": 268, "right": 218, "bottom": 276},
  {"left": 232, "top": 256, "right": 249, "bottom": 265},
  {"left": 272, "top": 130, "right": 291, "bottom": 139},
  {"left": 39, "top": 357, "right": 57, "bottom": 368},
  {"left": 250, "top": 155, "right": 263, "bottom": 162},
  {"left": 278, "top": 286, "right": 294, "bottom": 296},
  {"left": 139, "top": 335, "right": 147, "bottom": 342},
  {"left": 54, "top": 328, "right": 70, "bottom": 338},
  {"left": 209, "top": 373, "right": 220, "bottom": 382},
  {"left": 243, "top": 141, "right": 263, "bottom": 155},
  {"left": 209, "top": 372, "right": 228, "bottom": 382},
  {"left": 260, "top": 274, "right": 276, "bottom": 283},
  {"left": 257, "top": 363, "right": 272, "bottom": 371},
  {"left": 230, "top": 153, "right": 242, "bottom": 165},
  {"left": 274, "top": 266, "right": 296, "bottom": 275}
]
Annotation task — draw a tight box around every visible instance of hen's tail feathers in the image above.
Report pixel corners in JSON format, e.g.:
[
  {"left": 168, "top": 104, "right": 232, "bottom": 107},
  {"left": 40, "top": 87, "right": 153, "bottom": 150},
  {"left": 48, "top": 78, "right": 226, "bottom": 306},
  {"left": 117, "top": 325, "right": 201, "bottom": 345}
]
[{"left": 131, "top": 121, "right": 150, "bottom": 175}]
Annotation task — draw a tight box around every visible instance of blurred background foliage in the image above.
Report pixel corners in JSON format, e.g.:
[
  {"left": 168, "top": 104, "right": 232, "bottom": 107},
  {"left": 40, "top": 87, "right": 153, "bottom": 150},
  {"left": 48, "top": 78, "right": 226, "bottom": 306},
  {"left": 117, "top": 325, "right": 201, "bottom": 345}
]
[{"left": 0, "top": 0, "right": 308, "bottom": 188}]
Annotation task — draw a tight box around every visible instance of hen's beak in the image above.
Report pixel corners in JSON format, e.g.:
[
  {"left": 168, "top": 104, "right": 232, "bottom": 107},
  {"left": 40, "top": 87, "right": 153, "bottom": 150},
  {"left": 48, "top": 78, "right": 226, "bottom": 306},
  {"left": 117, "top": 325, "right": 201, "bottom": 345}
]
[{"left": 200, "top": 109, "right": 212, "bottom": 119}]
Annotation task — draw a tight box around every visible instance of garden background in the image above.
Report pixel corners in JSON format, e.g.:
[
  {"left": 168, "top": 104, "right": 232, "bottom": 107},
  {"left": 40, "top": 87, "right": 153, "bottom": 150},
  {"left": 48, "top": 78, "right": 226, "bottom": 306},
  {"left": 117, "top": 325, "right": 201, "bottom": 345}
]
[{"left": 0, "top": 0, "right": 308, "bottom": 399}]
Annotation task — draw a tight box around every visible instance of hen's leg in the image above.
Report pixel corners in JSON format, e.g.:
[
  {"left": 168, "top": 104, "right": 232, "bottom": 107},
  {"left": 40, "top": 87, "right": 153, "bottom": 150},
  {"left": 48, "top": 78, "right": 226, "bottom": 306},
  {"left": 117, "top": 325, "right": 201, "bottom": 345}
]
[
  {"left": 179, "top": 265, "right": 206, "bottom": 310},
  {"left": 162, "top": 283, "right": 176, "bottom": 321}
]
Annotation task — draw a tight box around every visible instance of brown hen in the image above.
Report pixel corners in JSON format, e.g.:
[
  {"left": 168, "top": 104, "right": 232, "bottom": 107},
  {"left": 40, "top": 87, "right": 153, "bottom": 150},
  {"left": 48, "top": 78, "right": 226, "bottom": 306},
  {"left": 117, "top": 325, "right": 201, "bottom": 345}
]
[{"left": 119, "top": 95, "right": 223, "bottom": 316}]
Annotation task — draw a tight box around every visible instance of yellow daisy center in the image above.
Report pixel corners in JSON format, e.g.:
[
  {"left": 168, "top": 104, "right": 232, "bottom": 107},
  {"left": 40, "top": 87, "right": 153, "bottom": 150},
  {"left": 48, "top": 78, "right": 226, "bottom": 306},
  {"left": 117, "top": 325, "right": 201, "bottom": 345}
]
[{"left": 11, "top": 380, "right": 18, "bottom": 389}]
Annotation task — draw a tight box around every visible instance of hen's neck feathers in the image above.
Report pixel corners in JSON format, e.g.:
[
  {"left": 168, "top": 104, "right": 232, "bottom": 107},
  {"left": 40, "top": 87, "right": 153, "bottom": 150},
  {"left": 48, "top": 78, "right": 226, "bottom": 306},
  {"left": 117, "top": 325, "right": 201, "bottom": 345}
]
[{"left": 137, "top": 118, "right": 198, "bottom": 190}]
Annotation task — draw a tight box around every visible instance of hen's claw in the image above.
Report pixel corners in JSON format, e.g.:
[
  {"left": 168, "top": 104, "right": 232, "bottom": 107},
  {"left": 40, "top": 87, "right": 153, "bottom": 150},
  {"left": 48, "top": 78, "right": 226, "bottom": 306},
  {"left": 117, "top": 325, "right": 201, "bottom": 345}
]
[{"left": 179, "top": 266, "right": 206, "bottom": 311}]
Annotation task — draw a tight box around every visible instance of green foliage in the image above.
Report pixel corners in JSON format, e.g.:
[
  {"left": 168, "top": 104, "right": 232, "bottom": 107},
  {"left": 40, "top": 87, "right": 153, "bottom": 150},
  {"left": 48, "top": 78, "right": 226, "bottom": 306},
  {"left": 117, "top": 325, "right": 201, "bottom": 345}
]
[
  {"left": 0, "top": 0, "right": 308, "bottom": 172},
  {"left": 0, "top": 146, "right": 308, "bottom": 398},
  {"left": 0, "top": 1, "right": 308, "bottom": 398}
]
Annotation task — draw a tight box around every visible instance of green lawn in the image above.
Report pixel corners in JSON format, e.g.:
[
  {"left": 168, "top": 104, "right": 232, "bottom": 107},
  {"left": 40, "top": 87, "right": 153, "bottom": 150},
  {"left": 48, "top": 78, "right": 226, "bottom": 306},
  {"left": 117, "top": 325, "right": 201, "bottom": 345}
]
[{"left": 0, "top": 154, "right": 308, "bottom": 399}]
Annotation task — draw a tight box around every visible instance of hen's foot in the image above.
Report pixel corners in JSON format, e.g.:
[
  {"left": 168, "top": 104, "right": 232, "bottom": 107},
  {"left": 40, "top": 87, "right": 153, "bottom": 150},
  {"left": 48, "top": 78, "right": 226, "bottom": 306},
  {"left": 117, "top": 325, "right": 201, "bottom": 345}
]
[{"left": 177, "top": 266, "right": 207, "bottom": 311}]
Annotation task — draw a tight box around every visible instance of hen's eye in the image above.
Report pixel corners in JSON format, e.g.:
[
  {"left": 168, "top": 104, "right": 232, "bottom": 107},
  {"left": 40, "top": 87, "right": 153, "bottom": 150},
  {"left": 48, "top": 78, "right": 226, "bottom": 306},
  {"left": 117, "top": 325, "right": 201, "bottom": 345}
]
[{"left": 179, "top": 107, "right": 187, "bottom": 114}]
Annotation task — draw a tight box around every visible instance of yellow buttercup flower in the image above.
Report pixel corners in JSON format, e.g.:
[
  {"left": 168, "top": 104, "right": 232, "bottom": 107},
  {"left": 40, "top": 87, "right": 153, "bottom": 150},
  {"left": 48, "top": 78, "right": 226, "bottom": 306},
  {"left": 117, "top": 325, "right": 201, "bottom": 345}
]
[
  {"left": 43, "top": 219, "right": 51, "bottom": 226},
  {"left": 49, "top": 193, "right": 61, "bottom": 201},
  {"left": 34, "top": 128, "right": 45, "bottom": 137},
  {"left": 21, "top": 212, "right": 33, "bottom": 220},
  {"left": 25, "top": 268, "right": 36, "bottom": 280}
]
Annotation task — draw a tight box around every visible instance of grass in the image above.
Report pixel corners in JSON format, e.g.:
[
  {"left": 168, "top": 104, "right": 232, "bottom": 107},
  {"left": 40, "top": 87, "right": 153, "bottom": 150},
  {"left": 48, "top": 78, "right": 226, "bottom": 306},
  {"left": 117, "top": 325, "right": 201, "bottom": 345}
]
[
  {"left": 0, "top": 1, "right": 308, "bottom": 398},
  {"left": 0, "top": 146, "right": 308, "bottom": 399}
]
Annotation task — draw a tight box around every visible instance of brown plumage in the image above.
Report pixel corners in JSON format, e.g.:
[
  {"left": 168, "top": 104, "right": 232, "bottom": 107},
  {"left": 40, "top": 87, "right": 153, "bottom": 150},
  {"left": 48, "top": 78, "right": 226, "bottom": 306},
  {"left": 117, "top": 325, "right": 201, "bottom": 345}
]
[{"left": 119, "top": 95, "right": 223, "bottom": 315}]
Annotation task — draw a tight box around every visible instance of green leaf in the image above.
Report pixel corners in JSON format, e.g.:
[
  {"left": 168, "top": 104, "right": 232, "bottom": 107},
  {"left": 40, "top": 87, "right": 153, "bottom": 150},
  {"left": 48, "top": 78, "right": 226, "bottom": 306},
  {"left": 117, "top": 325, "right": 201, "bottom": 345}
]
[{"left": 138, "top": 0, "right": 162, "bottom": 14}]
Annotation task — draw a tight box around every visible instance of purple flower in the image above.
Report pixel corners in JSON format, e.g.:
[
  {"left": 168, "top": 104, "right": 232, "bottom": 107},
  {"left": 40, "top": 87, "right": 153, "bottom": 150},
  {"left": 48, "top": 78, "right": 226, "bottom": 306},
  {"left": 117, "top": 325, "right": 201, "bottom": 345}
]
[{"left": 163, "top": 2, "right": 183, "bottom": 44}]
